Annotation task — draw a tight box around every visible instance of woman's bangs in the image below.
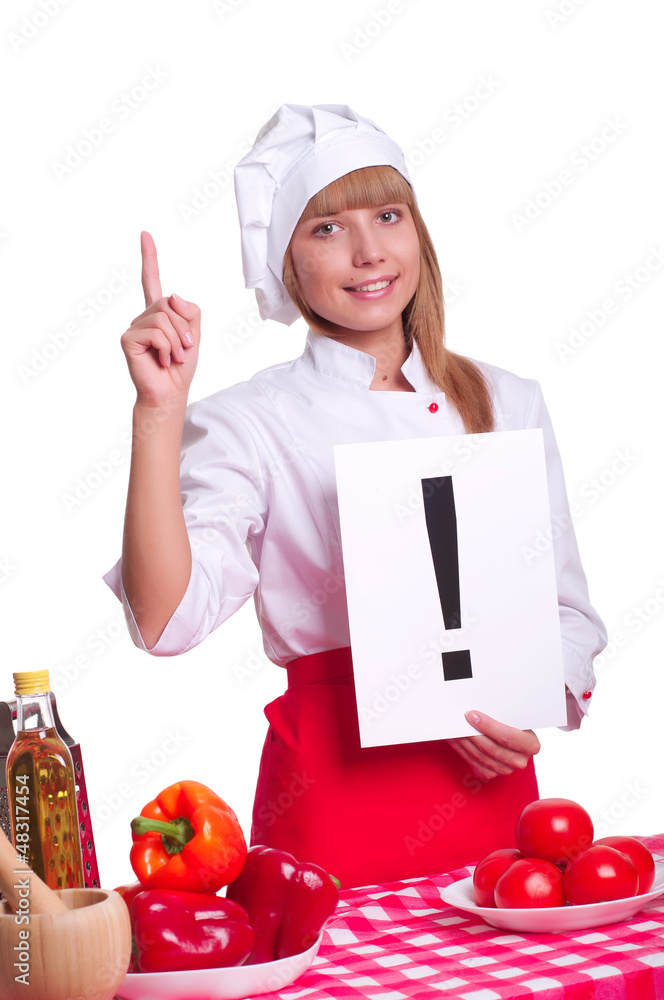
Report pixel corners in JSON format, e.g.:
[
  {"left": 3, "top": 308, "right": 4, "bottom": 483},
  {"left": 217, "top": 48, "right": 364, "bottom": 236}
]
[{"left": 301, "top": 166, "right": 414, "bottom": 221}]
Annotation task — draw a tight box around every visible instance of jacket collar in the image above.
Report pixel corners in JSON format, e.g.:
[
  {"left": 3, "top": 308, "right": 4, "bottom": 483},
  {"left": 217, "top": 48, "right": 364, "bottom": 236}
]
[{"left": 302, "top": 327, "right": 441, "bottom": 394}]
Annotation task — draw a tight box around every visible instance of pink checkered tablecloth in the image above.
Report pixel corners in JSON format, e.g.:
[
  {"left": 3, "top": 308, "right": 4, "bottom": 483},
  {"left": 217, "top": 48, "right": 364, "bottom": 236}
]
[{"left": 254, "top": 835, "right": 664, "bottom": 1000}]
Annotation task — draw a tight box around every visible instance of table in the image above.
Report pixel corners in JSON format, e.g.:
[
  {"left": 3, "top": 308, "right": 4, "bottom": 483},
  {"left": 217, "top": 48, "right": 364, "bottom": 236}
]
[{"left": 254, "top": 835, "right": 664, "bottom": 1000}]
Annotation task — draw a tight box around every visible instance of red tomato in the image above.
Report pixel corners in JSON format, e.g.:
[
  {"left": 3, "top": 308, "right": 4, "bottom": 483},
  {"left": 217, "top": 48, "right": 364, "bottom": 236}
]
[
  {"left": 564, "top": 845, "right": 639, "bottom": 905},
  {"left": 473, "top": 848, "right": 522, "bottom": 907},
  {"left": 494, "top": 858, "right": 566, "bottom": 909},
  {"left": 593, "top": 837, "right": 655, "bottom": 894},
  {"left": 516, "top": 797, "right": 594, "bottom": 867}
]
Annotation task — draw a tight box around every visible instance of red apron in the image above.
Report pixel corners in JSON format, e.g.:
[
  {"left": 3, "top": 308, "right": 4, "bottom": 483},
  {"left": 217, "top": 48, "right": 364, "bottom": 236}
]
[{"left": 251, "top": 646, "right": 538, "bottom": 888}]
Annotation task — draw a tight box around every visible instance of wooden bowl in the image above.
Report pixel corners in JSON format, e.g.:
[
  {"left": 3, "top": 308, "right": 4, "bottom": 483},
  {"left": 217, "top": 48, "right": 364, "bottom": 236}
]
[{"left": 0, "top": 887, "right": 131, "bottom": 1000}]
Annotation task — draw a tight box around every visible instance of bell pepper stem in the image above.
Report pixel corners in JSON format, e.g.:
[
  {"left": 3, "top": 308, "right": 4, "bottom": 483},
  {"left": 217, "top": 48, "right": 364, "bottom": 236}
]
[{"left": 131, "top": 815, "right": 195, "bottom": 854}]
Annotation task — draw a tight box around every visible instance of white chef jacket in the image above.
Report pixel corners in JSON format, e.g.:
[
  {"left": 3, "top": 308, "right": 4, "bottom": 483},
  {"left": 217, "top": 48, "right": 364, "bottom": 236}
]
[{"left": 103, "top": 327, "right": 607, "bottom": 731}]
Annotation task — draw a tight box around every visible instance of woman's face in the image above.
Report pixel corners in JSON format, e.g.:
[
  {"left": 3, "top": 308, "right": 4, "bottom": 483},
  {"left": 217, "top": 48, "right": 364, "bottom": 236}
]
[{"left": 288, "top": 201, "right": 421, "bottom": 340}]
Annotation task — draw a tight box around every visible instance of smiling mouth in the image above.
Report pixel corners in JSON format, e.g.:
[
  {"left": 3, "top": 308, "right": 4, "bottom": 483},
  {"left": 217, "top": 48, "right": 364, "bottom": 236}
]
[{"left": 344, "top": 277, "right": 396, "bottom": 292}]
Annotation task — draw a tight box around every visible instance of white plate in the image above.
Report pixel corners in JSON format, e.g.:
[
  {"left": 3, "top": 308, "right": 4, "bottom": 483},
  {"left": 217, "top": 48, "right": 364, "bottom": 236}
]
[
  {"left": 115, "top": 932, "right": 323, "bottom": 1000},
  {"left": 440, "top": 856, "right": 664, "bottom": 933}
]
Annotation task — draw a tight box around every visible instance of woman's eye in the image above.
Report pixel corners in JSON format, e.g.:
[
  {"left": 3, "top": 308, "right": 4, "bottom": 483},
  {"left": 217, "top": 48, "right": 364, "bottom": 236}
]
[
  {"left": 315, "top": 222, "right": 340, "bottom": 236},
  {"left": 379, "top": 210, "right": 401, "bottom": 223}
]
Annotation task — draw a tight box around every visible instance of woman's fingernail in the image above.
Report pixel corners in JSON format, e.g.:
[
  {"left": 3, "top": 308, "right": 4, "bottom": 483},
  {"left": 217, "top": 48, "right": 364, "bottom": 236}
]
[
  {"left": 171, "top": 292, "right": 188, "bottom": 308},
  {"left": 465, "top": 711, "right": 480, "bottom": 725},
  {"left": 183, "top": 331, "right": 193, "bottom": 346}
]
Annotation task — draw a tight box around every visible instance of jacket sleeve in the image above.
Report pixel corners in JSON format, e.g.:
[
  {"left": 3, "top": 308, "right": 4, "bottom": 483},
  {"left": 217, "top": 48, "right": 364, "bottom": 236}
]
[
  {"left": 523, "top": 381, "right": 607, "bottom": 730},
  {"left": 102, "top": 396, "right": 266, "bottom": 656}
]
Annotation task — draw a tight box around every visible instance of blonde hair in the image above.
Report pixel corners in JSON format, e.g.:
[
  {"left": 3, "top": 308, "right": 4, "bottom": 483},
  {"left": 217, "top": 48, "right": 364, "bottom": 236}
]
[{"left": 282, "top": 165, "right": 494, "bottom": 434}]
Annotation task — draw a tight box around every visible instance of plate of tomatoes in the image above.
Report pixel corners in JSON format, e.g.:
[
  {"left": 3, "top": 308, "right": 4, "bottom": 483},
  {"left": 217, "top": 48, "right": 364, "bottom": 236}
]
[{"left": 440, "top": 798, "right": 664, "bottom": 933}]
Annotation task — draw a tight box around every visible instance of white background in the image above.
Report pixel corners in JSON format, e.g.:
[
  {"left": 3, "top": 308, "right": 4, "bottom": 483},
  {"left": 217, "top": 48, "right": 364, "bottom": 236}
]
[{"left": 1, "top": 0, "right": 662, "bottom": 891}]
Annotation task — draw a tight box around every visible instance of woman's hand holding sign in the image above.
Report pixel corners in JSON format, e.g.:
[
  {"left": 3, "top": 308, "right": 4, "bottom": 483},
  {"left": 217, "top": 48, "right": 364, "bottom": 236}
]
[{"left": 447, "top": 711, "right": 541, "bottom": 781}]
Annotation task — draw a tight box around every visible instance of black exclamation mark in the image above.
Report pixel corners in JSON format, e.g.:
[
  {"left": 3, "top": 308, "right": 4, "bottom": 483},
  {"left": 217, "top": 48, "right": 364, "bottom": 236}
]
[{"left": 422, "top": 476, "right": 473, "bottom": 681}]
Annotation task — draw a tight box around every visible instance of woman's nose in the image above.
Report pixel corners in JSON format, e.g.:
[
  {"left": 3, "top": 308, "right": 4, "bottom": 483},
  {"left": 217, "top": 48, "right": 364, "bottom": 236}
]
[{"left": 351, "top": 226, "right": 385, "bottom": 267}]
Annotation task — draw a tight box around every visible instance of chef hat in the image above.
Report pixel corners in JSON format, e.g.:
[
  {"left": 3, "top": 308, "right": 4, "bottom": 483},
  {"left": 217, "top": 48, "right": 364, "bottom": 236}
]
[{"left": 234, "top": 103, "right": 414, "bottom": 325}]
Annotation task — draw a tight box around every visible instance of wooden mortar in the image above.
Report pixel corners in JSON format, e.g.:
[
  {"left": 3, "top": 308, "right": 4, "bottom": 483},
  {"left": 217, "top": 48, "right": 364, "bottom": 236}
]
[
  {"left": 0, "top": 828, "right": 131, "bottom": 1000},
  {"left": 0, "top": 888, "right": 132, "bottom": 1000}
]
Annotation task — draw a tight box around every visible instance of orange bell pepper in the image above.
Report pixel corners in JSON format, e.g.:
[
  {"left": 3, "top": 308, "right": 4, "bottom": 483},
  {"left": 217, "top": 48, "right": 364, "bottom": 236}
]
[{"left": 130, "top": 780, "right": 246, "bottom": 893}]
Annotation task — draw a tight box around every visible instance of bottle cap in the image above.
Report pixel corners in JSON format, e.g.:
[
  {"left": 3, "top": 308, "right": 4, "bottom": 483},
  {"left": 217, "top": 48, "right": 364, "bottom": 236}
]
[{"left": 13, "top": 670, "right": 51, "bottom": 696}]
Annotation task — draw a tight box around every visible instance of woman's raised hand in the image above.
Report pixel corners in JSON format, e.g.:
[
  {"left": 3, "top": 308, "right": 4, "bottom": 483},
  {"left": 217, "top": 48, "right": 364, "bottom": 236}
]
[{"left": 120, "top": 231, "right": 200, "bottom": 408}]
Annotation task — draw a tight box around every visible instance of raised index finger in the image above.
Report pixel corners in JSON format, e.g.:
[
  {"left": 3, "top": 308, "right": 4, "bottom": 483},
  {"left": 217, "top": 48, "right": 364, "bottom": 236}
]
[{"left": 140, "top": 230, "right": 163, "bottom": 306}]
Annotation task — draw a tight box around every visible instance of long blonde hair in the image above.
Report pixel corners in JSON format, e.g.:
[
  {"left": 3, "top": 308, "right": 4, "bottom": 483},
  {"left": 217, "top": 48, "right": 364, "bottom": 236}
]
[{"left": 282, "top": 165, "right": 494, "bottom": 434}]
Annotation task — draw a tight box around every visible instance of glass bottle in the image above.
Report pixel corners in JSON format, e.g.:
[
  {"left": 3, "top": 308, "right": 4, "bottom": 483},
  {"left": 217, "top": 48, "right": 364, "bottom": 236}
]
[{"left": 6, "top": 670, "right": 84, "bottom": 889}]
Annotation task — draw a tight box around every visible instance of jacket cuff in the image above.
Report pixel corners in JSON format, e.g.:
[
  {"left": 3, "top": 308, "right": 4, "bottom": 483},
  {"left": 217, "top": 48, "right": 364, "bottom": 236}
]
[
  {"left": 102, "top": 558, "right": 204, "bottom": 656},
  {"left": 558, "top": 643, "right": 595, "bottom": 731}
]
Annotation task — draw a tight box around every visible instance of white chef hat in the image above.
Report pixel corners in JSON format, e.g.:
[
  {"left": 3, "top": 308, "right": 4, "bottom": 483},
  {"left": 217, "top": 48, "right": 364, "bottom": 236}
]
[{"left": 234, "top": 103, "right": 414, "bottom": 325}]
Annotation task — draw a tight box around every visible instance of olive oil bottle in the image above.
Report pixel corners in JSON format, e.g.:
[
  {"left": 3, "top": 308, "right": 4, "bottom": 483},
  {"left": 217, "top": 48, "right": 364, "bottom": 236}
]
[{"left": 6, "top": 670, "right": 83, "bottom": 889}]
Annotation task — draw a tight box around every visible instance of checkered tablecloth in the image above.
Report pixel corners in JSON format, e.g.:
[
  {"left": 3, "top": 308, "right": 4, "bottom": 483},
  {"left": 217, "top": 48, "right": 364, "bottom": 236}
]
[{"left": 256, "top": 835, "right": 664, "bottom": 1000}]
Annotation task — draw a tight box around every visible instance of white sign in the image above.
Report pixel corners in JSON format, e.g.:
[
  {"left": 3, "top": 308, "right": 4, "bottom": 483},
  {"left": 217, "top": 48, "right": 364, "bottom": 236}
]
[{"left": 334, "top": 430, "right": 567, "bottom": 748}]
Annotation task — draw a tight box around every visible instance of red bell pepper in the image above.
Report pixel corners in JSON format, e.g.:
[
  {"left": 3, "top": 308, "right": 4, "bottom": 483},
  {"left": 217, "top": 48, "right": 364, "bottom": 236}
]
[
  {"left": 130, "top": 889, "right": 255, "bottom": 972},
  {"left": 130, "top": 780, "right": 246, "bottom": 893},
  {"left": 113, "top": 880, "right": 145, "bottom": 910},
  {"left": 113, "top": 881, "right": 147, "bottom": 973},
  {"left": 226, "top": 845, "right": 340, "bottom": 962}
]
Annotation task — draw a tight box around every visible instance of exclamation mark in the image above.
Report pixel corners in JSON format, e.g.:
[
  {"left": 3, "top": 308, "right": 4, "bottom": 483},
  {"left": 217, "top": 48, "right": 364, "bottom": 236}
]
[{"left": 421, "top": 476, "right": 473, "bottom": 681}]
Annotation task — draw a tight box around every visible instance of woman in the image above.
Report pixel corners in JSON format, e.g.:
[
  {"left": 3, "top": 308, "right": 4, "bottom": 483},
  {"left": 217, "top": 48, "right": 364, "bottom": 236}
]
[{"left": 104, "top": 104, "right": 606, "bottom": 887}]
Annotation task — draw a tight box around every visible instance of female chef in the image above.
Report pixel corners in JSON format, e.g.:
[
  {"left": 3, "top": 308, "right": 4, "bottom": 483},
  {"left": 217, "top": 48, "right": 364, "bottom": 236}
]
[{"left": 104, "top": 104, "right": 607, "bottom": 887}]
